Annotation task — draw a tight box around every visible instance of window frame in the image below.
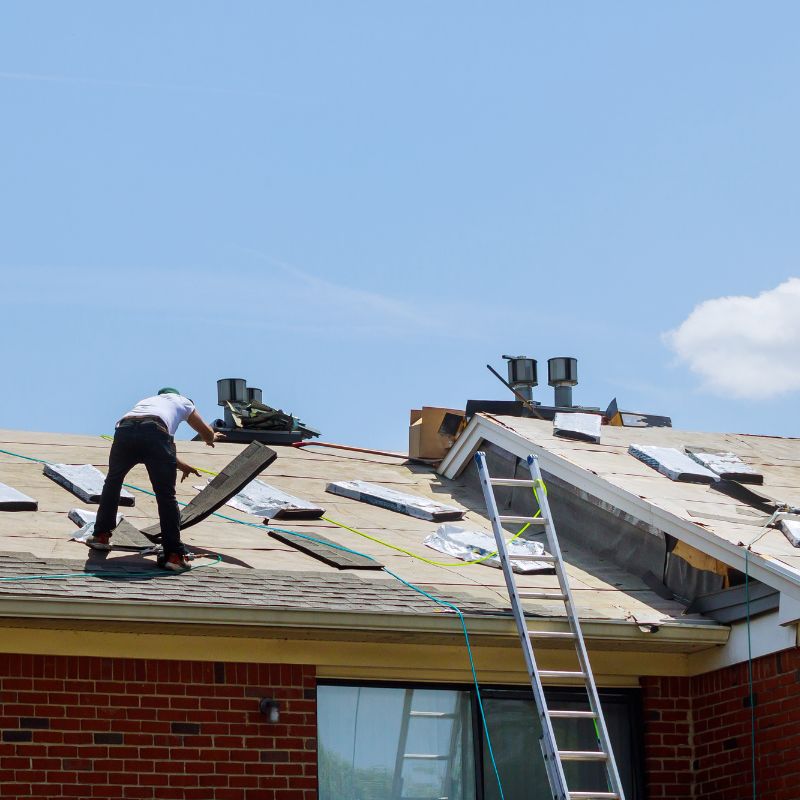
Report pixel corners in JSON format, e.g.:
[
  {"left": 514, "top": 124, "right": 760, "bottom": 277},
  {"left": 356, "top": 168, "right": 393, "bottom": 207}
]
[{"left": 316, "top": 680, "right": 645, "bottom": 800}]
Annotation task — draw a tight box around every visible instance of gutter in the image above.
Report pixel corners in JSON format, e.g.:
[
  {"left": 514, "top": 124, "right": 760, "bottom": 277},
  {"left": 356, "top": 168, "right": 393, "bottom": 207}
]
[
  {"left": 0, "top": 595, "right": 727, "bottom": 649},
  {"left": 440, "top": 415, "right": 800, "bottom": 624}
]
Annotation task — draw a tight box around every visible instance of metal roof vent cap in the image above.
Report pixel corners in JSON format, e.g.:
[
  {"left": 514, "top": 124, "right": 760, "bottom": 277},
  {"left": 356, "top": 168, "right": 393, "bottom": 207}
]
[
  {"left": 246, "top": 386, "right": 263, "bottom": 404},
  {"left": 502, "top": 355, "right": 537, "bottom": 402},
  {"left": 217, "top": 378, "right": 247, "bottom": 406},
  {"left": 548, "top": 357, "right": 578, "bottom": 408},
  {"left": 217, "top": 378, "right": 247, "bottom": 427}
]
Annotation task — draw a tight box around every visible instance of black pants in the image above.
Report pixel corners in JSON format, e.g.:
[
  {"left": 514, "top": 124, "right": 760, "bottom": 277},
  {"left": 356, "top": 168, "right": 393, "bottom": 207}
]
[{"left": 95, "top": 420, "right": 185, "bottom": 556}]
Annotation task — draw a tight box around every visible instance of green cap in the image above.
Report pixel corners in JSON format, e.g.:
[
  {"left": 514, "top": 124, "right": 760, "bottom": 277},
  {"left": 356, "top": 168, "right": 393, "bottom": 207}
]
[{"left": 157, "top": 387, "right": 180, "bottom": 396}]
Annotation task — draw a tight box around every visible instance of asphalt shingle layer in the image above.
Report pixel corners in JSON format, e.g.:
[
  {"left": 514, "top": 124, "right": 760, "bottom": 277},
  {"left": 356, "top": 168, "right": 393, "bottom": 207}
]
[{"left": 0, "top": 551, "right": 492, "bottom": 615}]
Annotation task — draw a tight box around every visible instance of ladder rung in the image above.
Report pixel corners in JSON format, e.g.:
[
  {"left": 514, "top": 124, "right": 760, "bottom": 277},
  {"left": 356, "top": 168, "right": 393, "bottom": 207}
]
[
  {"left": 529, "top": 630, "right": 575, "bottom": 639},
  {"left": 508, "top": 553, "right": 556, "bottom": 561},
  {"left": 403, "top": 753, "right": 449, "bottom": 760},
  {"left": 498, "top": 515, "right": 547, "bottom": 524},
  {"left": 518, "top": 591, "right": 567, "bottom": 601},
  {"left": 409, "top": 711, "right": 455, "bottom": 718},
  {"left": 539, "top": 670, "right": 586, "bottom": 679},
  {"left": 548, "top": 710, "right": 598, "bottom": 719},
  {"left": 558, "top": 750, "right": 609, "bottom": 762},
  {"left": 569, "top": 793, "right": 619, "bottom": 799},
  {"left": 490, "top": 478, "right": 537, "bottom": 487}
]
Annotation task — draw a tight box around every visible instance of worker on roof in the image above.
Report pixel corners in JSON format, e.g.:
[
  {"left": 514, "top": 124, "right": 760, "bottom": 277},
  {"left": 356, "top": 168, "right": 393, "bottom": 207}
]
[{"left": 86, "top": 388, "right": 224, "bottom": 572}]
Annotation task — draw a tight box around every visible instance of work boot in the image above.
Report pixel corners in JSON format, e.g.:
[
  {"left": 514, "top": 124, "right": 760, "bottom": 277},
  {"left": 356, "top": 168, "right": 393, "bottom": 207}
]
[
  {"left": 85, "top": 532, "right": 112, "bottom": 551},
  {"left": 158, "top": 553, "right": 191, "bottom": 572}
]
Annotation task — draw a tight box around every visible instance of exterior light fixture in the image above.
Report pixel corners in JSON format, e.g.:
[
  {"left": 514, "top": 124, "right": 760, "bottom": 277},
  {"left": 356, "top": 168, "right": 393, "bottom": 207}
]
[{"left": 259, "top": 698, "right": 281, "bottom": 723}]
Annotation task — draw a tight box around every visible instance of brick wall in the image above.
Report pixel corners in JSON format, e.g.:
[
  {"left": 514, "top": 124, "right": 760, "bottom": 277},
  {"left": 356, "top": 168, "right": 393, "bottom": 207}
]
[
  {"left": 0, "top": 654, "right": 317, "bottom": 800},
  {"left": 642, "top": 647, "right": 800, "bottom": 800}
]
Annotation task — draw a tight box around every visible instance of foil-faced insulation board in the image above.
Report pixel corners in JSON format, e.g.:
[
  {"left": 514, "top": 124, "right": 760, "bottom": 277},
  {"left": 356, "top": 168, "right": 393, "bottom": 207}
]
[
  {"left": 553, "top": 412, "right": 602, "bottom": 444},
  {"left": 72, "top": 518, "right": 153, "bottom": 551},
  {"left": 143, "top": 441, "right": 277, "bottom": 541},
  {"left": 68, "top": 508, "right": 122, "bottom": 528},
  {"left": 325, "top": 480, "right": 465, "bottom": 521},
  {"left": 43, "top": 463, "right": 135, "bottom": 505},
  {"left": 780, "top": 517, "right": 800, "bottom": 548},
  {"left": 686, "top": 450, "right": 763, "bottom": 485},
  {"left": 213, "top": 479, "right": 324, "bottom": 521},
  {"left": 628, "top": 445, "right": 718, "bottom": 484},
  {"left": 0, "top": 483, "right": 37, "bottom": 511},
  {"left": 269, "top": 530, "right": 382, "bottom": 570}
]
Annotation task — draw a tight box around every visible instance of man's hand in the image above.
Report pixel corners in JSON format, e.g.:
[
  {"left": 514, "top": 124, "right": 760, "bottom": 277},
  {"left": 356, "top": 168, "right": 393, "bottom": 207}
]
[
  {"left": 177, "top": 460, "right": 202, "bottom": 483},
  {"left": 187, "top": 410, "right": 226, "bottom": 447}
]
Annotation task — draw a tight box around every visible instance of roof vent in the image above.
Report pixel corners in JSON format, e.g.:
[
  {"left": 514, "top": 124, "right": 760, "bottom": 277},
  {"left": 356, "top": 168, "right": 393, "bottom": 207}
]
[
  {"left": 217, "top": 378, "right": 247, "bottom": 405},
  {"left": 246, "top": 386, "right": 263, "bottom": 404},
  {"left": 212, "top": 377, "right": 320, "bottom": 444},
  {"left": 548, "top": 357, "right": 578, "bottom": 408},
  {"left": 502, "top": 355, "right": 537, "bottom": 402}
]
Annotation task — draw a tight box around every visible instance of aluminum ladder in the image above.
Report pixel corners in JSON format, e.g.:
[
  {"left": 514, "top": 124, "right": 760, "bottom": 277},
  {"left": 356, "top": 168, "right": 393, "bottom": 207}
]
[
  {"left": 475, "top": 451, "right": 625, "bottom": 800},
  {"left": 391, "top": 689, "right": 463, "bottom": 800}
]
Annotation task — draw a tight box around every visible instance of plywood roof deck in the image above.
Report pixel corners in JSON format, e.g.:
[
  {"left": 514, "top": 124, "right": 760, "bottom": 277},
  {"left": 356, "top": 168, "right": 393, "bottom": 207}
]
[{"left": 0, "top": 428, "right": 719, "bottom": 635}]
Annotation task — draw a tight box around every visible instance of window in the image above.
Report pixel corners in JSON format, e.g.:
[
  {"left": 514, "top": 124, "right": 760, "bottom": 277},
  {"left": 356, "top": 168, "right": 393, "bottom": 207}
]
[
  {"left": 318, "top": 685, "right": 475, "bottom": 800},
  {"left": 480, "top": 689, "right": 642, "bottom": 800},
  {"left": 318, "top": 683, "right": 643, "bottom": 800}
]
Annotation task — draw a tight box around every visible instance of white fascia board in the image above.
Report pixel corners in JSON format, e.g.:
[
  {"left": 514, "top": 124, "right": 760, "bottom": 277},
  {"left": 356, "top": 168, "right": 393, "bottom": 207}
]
[
  {"left": 688, "top": 613, "right": 797, "bottom": 674},
  {"left": 440, "top": 415, "right": 800, "bottom": 619}
]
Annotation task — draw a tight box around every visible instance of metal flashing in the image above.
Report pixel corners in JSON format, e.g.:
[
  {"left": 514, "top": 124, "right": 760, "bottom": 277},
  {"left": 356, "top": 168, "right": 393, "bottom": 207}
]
[
  {"left": 0, "top": 483, "right": 37, "bottom": 511},
  {"left": 326, "top": 480, "right": 465, "bottom": 522},
  {"left": 44, "top": 464, "right": 134, "bottom": 506}
]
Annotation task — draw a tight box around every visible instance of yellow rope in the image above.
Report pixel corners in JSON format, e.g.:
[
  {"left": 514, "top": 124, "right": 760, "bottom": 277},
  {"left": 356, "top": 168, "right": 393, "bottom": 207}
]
[
  {"left": 101, "top": 433, "right": 547, "bottom": 568},
  {"left": 321, "top": 479, "right": 547, "bottom": 567}
]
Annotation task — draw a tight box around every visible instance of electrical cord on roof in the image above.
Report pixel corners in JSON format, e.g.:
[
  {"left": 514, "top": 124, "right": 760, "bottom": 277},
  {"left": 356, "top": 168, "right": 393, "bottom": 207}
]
[{"left": 0, "top": 442, "right": 508, "bottom": 799}]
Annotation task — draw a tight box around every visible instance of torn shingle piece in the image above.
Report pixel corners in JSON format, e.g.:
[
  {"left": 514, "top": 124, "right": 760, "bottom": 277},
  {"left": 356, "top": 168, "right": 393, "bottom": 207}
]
[
  {"left": 43, "top": 464, "right": 135, "bottom": 506},
  {"left": 143, "top": 441, "right": 276, "bottom": 540},
  {"left": 206, "top": 478, "right": 324, "bottom": 521},
  {"left": 0, "top": 482, "right": 37, "bottom": 511},
  {"left": 268, "top": 530, "right": 382, "bottom": 570},
  {"left": 628, "top": 445, "right": 718, "bottom": 484},
  {"left": 325, "top": 480, "right": 465, "bottom": 521},
  {"left": 686, "top": 450, "right": 764, "bottom": 485},
  {"left": 553, "top": 412, "right": 602, "bottom": 444}
]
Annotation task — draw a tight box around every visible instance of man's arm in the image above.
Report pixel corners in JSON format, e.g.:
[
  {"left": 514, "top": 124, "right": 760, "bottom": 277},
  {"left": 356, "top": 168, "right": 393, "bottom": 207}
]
[
  {"left": 176, "top": 457, "right": 202, "bottom": 483},
  {"left": 187, "top": 410, "right": 226, "bottom": 446}
]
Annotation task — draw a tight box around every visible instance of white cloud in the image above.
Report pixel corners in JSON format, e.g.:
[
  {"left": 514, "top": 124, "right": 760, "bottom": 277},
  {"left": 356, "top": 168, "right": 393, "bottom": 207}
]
[{"left": 664, "top": 278, "right": 800, "bottom": 399}]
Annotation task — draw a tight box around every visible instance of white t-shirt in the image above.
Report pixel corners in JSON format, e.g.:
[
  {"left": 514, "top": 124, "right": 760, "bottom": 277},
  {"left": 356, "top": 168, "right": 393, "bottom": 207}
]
[{"left": 122, "top": 394, "right": 196, "bottom": 436}]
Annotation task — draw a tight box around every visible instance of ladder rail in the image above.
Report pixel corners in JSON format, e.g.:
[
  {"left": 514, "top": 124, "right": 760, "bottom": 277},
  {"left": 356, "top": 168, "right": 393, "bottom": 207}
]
[
  {"left": 526, "top": 455, "right": 626, "bottom": 799},
  {"left": 475, "top": 451, "right": 626, "bottom": 800},
  {"left": 475, "top": 452, "right": 572, "bottom": 799}
]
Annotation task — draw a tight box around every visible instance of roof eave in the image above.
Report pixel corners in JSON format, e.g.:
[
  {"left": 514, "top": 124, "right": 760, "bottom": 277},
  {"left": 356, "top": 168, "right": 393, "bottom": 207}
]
[{"left": 0, "top": 595, "right": 727, "bottom": 650}]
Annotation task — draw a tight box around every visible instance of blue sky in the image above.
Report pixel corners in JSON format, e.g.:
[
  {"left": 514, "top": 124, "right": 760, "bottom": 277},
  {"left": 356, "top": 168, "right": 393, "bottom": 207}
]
[{"left": 2, "top": 2, "right": 799, "bottom": 450}]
